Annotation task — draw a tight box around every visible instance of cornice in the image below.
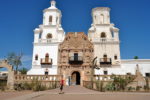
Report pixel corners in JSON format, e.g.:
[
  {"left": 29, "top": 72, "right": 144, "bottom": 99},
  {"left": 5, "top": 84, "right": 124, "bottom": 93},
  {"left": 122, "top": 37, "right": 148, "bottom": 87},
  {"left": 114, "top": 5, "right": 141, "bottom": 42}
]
[{"left": 92, "top": 7, "right": 110, "bottom": 12}]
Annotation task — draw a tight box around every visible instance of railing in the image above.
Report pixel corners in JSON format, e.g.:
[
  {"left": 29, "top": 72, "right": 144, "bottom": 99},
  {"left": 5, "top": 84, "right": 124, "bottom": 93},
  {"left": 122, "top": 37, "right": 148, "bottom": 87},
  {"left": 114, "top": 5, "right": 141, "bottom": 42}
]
[
  {"left": 69, "top": 56, "right": 83, "bottom": 64},
  {"left": 92, "top": 38, "right": 116, "bottom": 42},
  {"left": 15, "top": 75, "right": 61, "bottom": 82},
  {"left": 38, "top": 39, "right": 58, "bottom": 43},
  {"left": 0, "top": 76, "right": 7, "bottom": 80},
  {"left": 83, "top": 75, "right": 137, "bottom": 91},
  {"left": 85, "top": 75, "right": 136, "bottom": 81},
  {"left": 69, "top": 56, "right": 83, "bottom": 61},
  {"left": 41, "top": 58, "right": 52, "bottom": 65},
  {"left": 14, "top": 75, "right": 62, "bottom": 89},
  {"left": 100, "top": 58, "right": 112, "bottom": 65}
]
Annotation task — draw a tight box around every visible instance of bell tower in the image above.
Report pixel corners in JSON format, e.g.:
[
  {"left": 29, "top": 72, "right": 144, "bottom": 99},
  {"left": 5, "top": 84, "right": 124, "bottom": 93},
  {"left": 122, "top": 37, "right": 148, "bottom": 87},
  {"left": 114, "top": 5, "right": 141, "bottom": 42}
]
[
  {"left": 43, "top": 0, "right": 62, "bottom": 26},
  {"left": 27, "top": 0, "right": 65, "bottom": 75},
  {"left": 92, "top": 7, "right": 110, "bottom": 25},
  {"left": 88, "top": 7, "right": 121, "bottom": 67}
]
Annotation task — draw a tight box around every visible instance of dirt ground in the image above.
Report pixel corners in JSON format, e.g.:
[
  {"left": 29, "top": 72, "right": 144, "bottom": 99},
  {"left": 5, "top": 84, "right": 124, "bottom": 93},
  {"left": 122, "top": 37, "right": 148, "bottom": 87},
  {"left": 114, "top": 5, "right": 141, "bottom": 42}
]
[
  {"left": 0, "top": 90, "right": 33, "bottom": 100},
  {"left": 31, "top": 93, "right": 150, "bottom": 100},
  {"left": 0, "top": 86, "right": 150, "bottom": 100}
]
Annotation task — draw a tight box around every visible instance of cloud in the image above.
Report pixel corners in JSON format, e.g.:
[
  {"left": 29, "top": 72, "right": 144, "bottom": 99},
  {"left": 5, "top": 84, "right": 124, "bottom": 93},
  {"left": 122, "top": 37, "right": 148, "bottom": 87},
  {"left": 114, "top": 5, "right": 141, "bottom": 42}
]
[{"left": 21, "top": 55, "right": 32, "bottom": 62}]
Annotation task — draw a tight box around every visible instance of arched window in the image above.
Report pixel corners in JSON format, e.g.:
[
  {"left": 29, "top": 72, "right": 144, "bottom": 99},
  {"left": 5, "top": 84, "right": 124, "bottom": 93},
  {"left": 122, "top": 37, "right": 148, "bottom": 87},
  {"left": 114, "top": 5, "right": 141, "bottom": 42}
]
[
  {"left": 45, "top": 53, "right": 49, "bottom": 63},
  {"left": 101, "top": 14, "right": 104, "bottom": 24},
  {"left": 46, "top": 33, "right": 52, "bottom": 39},
  {"left": 35, "top": 54, "right": 38, "bottom": 60},
  {"left": 39, "top": 33, "right": 42, "bottom": 39},
  {"left": 114, "top": 55, "right": 118, "bottom": 60},
  {"left": 49, "top": 16, "right": 52, "bottom": 23},
  {"left": 56, "top": 17, "right": 58, "bottom": 24},
  {"left": 101, "top": 32, "right": 106, "bottom": 38},
  {"left": 103, "top": 54, "right": 107, "bottom": 62},
  {"left": 103, "top": 54, "right": 107, "bottom": 58},
  {"left": 45, "top": 53, "right": 49, "bottom": 58},
  {"left": 94, "top": 15, "right": 97, "bottom": 24}
]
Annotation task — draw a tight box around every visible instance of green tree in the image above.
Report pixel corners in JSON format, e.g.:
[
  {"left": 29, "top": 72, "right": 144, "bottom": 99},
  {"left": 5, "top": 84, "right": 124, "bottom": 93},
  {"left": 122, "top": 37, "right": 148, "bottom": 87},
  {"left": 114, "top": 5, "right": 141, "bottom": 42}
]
[
  {"left": 19, "top": 68, "right": 28, "bottom": 75},
  {"left": 7, "top": 52, "right": 23, "bottom": 74},
  {"left": 134, "top": 56, "right": 139, "bottom": 59}
]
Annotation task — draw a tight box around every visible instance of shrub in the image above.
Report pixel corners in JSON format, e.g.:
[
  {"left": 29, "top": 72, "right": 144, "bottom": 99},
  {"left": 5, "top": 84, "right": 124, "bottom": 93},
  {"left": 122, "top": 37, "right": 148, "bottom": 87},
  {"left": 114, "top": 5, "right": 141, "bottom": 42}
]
[
  {"left": 127, "top": 86, "right": 135, "bottom": 91},
  {"left": 105, "top": 82, "right": 115, "bottom": 91},
  {"left": 96, "top": 81, "right": 104, "bottom": 92},
  {"left": 0, "top": 80, "right": 7, "bottom": 91},
  {"left": 136, "top": 86, "right": 142, "bottom": 91},
  {"left": 109, "top": 75, "right": 135, "bottom": 91},
  {"left": 144, "top": 78, "right": 150, "bottom": 91},
  {"left": 14, "top": 79, "right": 47, "bottom": 91}
]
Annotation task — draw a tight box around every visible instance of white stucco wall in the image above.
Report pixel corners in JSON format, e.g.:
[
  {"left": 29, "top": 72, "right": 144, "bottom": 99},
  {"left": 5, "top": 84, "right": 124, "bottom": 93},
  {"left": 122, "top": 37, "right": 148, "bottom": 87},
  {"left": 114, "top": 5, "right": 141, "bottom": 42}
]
[
  {"left": 27, "top": 0, "right": 64, "bottom": 75},
  {"left": 95, "top": 59, "right": 150, "bottom": 77}
]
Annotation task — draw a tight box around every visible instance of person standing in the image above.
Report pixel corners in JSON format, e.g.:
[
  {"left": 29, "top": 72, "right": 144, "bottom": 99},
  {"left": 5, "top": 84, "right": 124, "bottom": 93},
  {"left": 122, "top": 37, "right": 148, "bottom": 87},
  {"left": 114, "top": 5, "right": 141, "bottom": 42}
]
[{"left": 59, "top": 77, "right": 64, "bottom": 94}]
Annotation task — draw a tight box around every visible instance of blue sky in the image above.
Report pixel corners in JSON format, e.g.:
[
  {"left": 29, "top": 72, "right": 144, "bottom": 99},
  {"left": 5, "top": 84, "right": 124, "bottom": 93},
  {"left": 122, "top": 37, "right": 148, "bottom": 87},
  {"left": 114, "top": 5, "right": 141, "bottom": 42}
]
[{"left": 0, "top": 0, "right": 150, "bottom": 69}]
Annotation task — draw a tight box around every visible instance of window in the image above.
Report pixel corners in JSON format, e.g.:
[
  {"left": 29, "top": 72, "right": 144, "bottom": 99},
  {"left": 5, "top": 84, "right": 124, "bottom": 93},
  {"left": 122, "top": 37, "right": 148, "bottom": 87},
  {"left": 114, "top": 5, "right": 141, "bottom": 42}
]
[
  {"left": 74, "top": 53, "right": 78, "bottom": 61},
  {"left": 101, "top": 32, "right": 106, "bottom": 38},
  {"left": 103, "top": 54, "right": 107, "bottom": 58},
  {"left": 101, "top": 14, "right": 104, "bottom": 24},
  {"left": 103, "top": 54, "right": 107, "bottom": 62},
  {"left": 114, "top": 55, "right": 118, "bottom": 60},
  {"left": 145, "top": 73, "right": 150, "bottom": 77},
  {"left": 126, "top": 73, "right": 131, "bottom": 75},
  {"left": 45, "top": 71, "right": 48, "bottom": 75},
  {"left": 45, "top": 53, "right": 49, "bottom": 58},
  {"left": 46, "top": 33, "right": 52, "bottom": 39},
  {"left": 56, "top": 17, "right": 58, "bottom": 23},
  {"left": 35, "top": 55, "right": 38, "bottom": 60},
  {"left": 45, "top": 53, "right": 49, "bottom": 63},
  {"left": 95, "top": 16, "right": 96, "bottom": 20},
  {"left": 49, "top": 16, "right": 52, "bottom": 22},
  {"left": 39, "top": 33, "right": 42, "bottom": 39},
  {"left": 104, "top": 71, "right": 108, "bottom": 75}
]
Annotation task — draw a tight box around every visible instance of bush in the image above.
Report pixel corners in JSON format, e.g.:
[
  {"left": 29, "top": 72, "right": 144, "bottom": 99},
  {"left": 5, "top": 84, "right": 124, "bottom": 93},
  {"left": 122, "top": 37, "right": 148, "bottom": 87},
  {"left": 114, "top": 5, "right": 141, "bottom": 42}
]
[
  {"left": 14, "top": 83, "right": 23, "bottom": 91},
  {"left": 96, "top": 81, "right": 104, "bottom": 92},
  {"left": 109, "top": 75, "right": 135, "bottom": 91},
  {"left": 0, "top": 80, "right": 7, "bottom": 91},
  {"left": 127, "top": 86, "right": 135, "bottom": 91},
  {"left": 105, "top": 82, "right": 115, "bottom": 91},
  {"left": 32, "top": 81, "right": 47, "bottom": 91},
  {"left": 22, "top": 82, "right": 32, "bottom": 90},
  {"left": 136, "top": 86, "right": 142, "bottom": 91},
  {"left": 144, "top": 78, "right": 150, "bottom": 91},
  {"left": 14, "top": 79, "right": 48, "bottom": 91}
]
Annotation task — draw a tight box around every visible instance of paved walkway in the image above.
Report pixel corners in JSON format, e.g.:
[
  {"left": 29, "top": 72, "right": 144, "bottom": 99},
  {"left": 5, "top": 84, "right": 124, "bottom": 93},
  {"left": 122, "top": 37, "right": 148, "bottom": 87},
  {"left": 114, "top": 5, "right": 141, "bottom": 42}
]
[
  {"left": 48, "top": 85, "right": 101, "bottom": 94},
  {"left": 3, "top": 86, "right": 150, "bottom": 100}
]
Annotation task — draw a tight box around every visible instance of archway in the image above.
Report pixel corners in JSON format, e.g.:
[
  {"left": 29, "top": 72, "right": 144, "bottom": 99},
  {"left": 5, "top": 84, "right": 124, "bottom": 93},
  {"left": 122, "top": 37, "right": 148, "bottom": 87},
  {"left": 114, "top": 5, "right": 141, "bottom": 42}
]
[
  {"left": 71, "top": 71, "right": 80, "bottom": 85},
  {"left": 0, "top": 60, "right": 14, "bottom": 90}
]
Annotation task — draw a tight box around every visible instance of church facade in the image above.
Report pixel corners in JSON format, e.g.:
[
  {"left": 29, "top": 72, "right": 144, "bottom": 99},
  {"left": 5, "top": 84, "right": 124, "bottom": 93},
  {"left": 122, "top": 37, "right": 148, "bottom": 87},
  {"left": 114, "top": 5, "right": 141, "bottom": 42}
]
[{"left": 27, "top": 0, "right": 150, "bottom": 85}]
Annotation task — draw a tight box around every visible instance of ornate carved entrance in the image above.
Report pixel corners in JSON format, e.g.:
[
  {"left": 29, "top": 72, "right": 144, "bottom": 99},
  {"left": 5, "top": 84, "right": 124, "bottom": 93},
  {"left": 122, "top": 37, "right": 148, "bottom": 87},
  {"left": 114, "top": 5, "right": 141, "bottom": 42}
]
[
  {"left": 71, "top": 71, "right": 80, "bottom": 85},
  {"left": 58, "top": 32, "right": 94, "bottom": 86},
  {"left": 0, "top": 60, "right": 14, "bottom": 90}
]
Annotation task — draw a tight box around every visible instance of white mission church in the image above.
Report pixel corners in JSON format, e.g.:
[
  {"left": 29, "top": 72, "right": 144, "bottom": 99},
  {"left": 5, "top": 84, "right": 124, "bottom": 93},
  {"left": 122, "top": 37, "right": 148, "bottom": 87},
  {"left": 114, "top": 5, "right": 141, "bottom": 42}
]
[{"left": 27, "top": 0, "right": 150, "bottom": 82}]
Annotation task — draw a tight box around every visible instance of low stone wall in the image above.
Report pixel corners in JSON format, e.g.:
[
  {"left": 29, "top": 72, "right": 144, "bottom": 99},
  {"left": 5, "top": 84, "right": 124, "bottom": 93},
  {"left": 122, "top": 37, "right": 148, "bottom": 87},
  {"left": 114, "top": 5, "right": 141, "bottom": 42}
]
[
  {"left": 83, "top": 76, "right": 150, "bottom": 92},
  {"left": 14, "top": 75, "right": 62, "bottom": 88},
  {"left": 85, "top": 75, "right": 136, "bottom": 81}
]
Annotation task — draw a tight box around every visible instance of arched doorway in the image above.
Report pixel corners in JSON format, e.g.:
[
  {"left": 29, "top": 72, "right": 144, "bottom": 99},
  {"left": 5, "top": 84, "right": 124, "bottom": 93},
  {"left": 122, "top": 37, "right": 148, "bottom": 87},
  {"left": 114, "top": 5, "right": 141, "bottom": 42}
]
[
  {"left": 71, "top": 71, "right": 80, "bottom": 85},
  {"left": 0, "top": 60, "right": 14, "bottom": 90}
]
